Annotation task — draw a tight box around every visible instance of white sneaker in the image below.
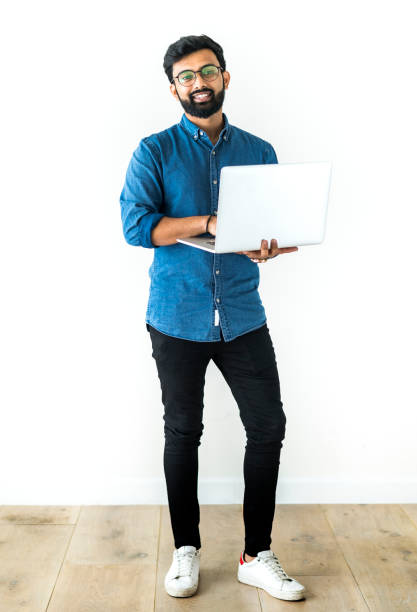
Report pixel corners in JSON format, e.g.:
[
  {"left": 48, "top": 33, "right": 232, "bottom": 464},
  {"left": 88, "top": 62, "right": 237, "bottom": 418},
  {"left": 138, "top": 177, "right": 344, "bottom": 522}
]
[
  {"left": 164, "top": 545, "right": 200, "bottom": 597},
  {"left": 238, "top": 549, "right": 306, "bottom": 601}
]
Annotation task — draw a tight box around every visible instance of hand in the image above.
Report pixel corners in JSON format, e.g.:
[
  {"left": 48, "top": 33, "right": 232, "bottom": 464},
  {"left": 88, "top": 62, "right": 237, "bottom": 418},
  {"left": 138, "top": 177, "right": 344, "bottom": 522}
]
[
  {"left": 207, "top": 214, "right": 217, "bottom": 236},
  {"left": 236, "top": 239, "right": 298, "bottom": 263}
]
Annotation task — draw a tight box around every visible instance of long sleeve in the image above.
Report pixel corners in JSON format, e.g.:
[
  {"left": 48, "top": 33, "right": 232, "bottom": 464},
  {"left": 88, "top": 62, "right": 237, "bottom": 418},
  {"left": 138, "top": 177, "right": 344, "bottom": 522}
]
[
  {"left": 119, "top": 137, "right": 165, "bottom": 248},
  {"left": 263, "top": 143, "right": 278, "bottom": 164}
]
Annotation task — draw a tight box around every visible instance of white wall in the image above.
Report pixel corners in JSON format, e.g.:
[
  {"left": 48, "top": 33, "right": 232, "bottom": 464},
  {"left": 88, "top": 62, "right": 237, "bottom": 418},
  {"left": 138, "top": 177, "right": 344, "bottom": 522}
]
[{"left": 1, "top": 0, "right": 416, "bottom": 504}]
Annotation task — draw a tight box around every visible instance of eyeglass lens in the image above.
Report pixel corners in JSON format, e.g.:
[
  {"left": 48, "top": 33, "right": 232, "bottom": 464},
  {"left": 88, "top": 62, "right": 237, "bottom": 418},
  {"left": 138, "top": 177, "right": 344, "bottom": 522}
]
[{"left": 178, "top": 65, "right": 219, "bottom": 86}]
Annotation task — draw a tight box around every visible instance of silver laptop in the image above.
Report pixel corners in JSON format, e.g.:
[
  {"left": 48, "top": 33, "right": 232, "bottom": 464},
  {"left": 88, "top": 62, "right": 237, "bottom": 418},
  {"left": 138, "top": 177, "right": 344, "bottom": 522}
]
[{"left": 176, "top": 161, "right": 332, "bottom": 254}]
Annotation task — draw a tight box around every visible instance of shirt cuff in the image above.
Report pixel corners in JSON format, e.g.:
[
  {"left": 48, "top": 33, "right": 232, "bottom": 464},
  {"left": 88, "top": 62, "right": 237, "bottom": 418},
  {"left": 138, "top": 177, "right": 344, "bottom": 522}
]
[{"left": 138, "top": 211, "right": 165, "bottom": 248}]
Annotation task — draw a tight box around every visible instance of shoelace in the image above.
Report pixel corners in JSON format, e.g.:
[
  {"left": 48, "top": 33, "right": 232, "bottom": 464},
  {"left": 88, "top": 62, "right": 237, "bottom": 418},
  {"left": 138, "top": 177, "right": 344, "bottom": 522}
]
[
  {"left": 258, "top": 552, "right": 292, "bottom": 581},
  {"left": 174, "top": 550, "right": 196, "bottom": 577}
]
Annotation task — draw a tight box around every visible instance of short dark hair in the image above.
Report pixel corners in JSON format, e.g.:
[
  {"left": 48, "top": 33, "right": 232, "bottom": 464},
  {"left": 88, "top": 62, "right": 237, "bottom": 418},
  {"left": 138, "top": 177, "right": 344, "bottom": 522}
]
[{"left": 163, "top": 34, "right": 226, "bottom": 84}]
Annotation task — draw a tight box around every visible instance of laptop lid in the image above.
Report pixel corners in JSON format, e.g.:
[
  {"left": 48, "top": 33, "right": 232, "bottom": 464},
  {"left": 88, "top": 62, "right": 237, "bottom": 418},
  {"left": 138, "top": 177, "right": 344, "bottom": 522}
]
[{"left": 209, "top": 160, "right": 332, "bottom": 253}]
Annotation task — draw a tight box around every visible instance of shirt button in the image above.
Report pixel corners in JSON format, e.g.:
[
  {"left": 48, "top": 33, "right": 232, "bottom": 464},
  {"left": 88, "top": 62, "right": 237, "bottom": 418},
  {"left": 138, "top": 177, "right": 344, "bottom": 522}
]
[
  {"left": 216, "top": 270, "right": 220, "bottom": 274},
  {"left": 216, "top": 298, "right": 220, "bottom": 303},
  {"left": 194, "top": 134, "right": 198, "bottom": 139},
  {"left": 199, "top": 130, "right": 204, "bottom": 136},
  {"left": 212, "top": 150, "right": 216, "bottom": 155},
  {"left": 223, "top": 135, "right": 227, "bottom": 140},
  {"left": 213, "top": 179, "right": 217, "bottom": 184}
]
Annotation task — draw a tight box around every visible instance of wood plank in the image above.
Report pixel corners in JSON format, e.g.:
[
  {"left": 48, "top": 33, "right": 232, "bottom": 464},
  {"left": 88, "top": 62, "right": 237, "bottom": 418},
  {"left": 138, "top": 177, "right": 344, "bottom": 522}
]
[
  {"left": 47, "top": 505, "right": 160, "bottom": 612},
  {"left": 0, "top": 505, "right": 80, "bottom": 524},
  {"left": 47, "top": 564, "right": 154, "bottom": 611},
  {"left": 155, "top": 504, "right": 261, "bottom": 610},
  {"left": 322, "top": 503, "right": 417, "bottom": 611},
  {"left": 401, "top": 504, "right": 417, "bottom": 528},
  {"left": 258, "top": 504, "right": 368, "bottom": 609},
  {"left": 0, "top": 523, "right": 72, "bottom": 611},
  {"left": 270, "top": 504, "right": 353, "bottom": 576}
]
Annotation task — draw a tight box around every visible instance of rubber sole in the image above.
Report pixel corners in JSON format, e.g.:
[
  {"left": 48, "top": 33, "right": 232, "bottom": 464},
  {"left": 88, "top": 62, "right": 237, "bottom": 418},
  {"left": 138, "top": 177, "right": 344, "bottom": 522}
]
[
  {"left": 165, "top": 582, "right": 199, "bottom": 598},
  {"left": 238, "top": 575, "right": 306, "bottom": 601}
]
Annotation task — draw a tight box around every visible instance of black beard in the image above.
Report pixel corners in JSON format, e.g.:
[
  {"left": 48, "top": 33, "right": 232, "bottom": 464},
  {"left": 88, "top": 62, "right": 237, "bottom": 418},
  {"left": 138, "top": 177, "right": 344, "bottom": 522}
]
[{"left": 177, "top": 80, "right": 226, "bottom": 119}]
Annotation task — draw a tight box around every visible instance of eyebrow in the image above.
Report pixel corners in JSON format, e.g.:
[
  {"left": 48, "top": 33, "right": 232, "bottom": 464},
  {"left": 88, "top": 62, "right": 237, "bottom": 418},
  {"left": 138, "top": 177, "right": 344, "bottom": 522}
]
[{"left": 178, "top": 63, "right": 214, "bottom": 73}]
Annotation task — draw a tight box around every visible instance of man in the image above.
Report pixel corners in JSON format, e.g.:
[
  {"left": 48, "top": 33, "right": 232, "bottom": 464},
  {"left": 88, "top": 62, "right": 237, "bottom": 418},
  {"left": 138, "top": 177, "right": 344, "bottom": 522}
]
[{"left": 119, "top": 34, "right": 305, "bottom": 602}]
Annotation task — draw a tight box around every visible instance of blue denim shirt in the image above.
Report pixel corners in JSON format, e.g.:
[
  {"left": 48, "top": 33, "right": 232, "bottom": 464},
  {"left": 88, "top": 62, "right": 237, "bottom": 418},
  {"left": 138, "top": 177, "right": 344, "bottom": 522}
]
[{"left": 119, "top": 111, "right": 278, "bottom": 342}]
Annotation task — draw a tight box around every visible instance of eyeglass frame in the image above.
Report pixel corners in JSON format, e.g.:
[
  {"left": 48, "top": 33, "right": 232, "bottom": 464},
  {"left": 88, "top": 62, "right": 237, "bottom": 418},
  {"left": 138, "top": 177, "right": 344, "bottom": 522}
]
[{"left": 171, "top": 64, "right": 224, "bottom": 87}]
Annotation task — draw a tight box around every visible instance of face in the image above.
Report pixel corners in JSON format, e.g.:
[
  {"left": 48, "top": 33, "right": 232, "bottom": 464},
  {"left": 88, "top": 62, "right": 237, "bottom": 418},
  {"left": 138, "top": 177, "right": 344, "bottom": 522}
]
[{"left": 169, "top": 49, "right": 230, "bottom": 119}]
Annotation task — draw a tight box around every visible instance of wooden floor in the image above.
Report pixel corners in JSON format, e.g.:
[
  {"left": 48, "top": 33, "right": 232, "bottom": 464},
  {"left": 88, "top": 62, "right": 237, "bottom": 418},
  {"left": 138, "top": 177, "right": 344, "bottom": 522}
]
[{"left": 0, "top": 504, "right": 416, "bottom": 611}]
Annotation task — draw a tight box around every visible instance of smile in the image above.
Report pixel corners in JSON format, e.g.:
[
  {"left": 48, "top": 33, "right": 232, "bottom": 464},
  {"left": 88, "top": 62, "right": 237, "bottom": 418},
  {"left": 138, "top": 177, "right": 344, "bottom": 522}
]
[{"left": 192, "top": 92, "right": 212, "bottom": 102}]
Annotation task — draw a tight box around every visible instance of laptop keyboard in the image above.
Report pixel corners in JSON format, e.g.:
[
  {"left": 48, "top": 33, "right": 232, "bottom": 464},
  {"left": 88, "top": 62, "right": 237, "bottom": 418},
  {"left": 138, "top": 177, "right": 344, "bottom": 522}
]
[{"left": 205, "top": 240, "right": 216, "bottom": 244}]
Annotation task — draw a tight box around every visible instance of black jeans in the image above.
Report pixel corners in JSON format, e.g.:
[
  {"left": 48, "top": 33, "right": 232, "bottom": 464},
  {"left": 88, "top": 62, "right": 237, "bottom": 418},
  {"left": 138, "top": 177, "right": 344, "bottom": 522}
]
[{"left": 146, "top": 322, "right": 286, "bottom": 558}]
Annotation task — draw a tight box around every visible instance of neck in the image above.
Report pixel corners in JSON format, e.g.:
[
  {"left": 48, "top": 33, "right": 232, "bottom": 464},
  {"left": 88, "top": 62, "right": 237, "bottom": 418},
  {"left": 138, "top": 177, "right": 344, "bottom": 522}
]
[{"left": 185, "top": 109, "right": 224, "bottom": 143}]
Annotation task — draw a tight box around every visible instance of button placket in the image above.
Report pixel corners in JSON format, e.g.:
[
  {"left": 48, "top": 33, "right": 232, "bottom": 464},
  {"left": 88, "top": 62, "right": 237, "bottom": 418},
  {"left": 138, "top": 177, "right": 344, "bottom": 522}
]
[
  {"left": 209, "top": 137, "right": 222, "bottom": 314},
  {"left": 209, "top": 140, "right": 218, "bottom": 215}
]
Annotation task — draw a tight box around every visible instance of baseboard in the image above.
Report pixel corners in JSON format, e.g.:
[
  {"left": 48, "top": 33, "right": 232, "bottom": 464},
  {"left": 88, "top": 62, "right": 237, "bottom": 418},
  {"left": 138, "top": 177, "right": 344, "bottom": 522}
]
[{"left": 1, "top": 477, "right": 416, "bottom": 504}]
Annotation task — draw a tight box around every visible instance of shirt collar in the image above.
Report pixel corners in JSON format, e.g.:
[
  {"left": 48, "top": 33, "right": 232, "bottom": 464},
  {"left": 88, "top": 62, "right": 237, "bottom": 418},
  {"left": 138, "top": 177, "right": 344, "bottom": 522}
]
[{"left": 180, "top": 111, "right": 231, "bottom": 142}]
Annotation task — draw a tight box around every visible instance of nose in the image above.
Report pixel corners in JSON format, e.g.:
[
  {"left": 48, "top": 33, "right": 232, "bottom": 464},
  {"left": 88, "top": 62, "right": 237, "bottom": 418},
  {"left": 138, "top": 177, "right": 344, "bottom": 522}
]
[{"left": 192, "top": 72, "right": 209, "bottom": 93}]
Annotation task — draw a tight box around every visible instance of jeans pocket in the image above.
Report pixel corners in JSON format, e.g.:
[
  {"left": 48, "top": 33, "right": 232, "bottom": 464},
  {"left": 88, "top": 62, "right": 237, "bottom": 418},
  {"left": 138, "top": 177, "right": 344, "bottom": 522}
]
[
  {"left": 243, "top": 325, "right": 277, "bottom": 376},
  {"left": 148, "top": 325, "right": 174, "bottom": 361}
]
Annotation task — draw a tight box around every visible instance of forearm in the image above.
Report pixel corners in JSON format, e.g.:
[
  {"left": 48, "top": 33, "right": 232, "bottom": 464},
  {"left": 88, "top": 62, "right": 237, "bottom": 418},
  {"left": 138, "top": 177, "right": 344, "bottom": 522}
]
[{"left": 151, "top": 215, "right": 210, "bottom": 246}]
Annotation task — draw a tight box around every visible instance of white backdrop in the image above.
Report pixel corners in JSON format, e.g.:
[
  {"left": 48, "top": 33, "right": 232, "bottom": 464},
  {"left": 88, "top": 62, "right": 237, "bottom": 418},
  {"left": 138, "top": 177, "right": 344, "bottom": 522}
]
[{"left": 1, "top": 0, "right": 416, "bottom": 504}]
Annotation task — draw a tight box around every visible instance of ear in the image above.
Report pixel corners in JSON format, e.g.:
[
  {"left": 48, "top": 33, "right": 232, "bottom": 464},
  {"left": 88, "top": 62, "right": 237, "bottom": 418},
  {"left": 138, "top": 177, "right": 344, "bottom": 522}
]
[
  {"left": 170, "top": 82, "right": 179, "bottom": 99},
  {"left": 223, "top": 70, "right": 231, "bottom": 89}
]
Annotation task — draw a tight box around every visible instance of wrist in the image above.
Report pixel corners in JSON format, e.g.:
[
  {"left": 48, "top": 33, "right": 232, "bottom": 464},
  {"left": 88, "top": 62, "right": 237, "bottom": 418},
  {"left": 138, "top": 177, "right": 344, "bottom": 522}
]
[{"left": 205, "top": 214, "right": 212, "bottom": 234}]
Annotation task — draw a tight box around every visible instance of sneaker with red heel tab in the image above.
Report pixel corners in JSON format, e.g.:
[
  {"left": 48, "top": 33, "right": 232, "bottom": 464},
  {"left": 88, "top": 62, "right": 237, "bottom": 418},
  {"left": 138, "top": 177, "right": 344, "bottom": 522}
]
[{"left": 238, "top": 549, "right": 306, "bottom": 601}]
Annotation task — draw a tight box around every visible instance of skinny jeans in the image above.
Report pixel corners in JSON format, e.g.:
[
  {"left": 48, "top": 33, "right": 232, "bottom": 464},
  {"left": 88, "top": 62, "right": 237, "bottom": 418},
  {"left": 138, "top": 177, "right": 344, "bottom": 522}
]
[{"left": 146, "top": 322, "right": 286, "bottom": 558}]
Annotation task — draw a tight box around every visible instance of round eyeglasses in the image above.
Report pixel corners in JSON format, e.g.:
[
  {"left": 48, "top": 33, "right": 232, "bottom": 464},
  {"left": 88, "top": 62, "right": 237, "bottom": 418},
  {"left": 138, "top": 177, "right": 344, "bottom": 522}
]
[{"left": 171, "top": 64, "right": 223, "bottom": 87}]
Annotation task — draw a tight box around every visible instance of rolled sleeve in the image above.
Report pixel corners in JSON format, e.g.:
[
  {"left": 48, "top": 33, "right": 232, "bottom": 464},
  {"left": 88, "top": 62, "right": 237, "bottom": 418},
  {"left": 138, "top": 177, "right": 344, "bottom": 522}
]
[
  {"left": 119, "top": 137, "right": 165, "bottom": 248},
  {"left": 137, "top": 210, "right": 165, "bottom": 249}
]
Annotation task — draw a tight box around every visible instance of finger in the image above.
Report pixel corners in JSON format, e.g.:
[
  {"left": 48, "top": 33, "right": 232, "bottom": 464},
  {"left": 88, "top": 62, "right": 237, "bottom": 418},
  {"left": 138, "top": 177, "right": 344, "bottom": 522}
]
[
  {"left": 261, "top": 239, "right": 269, "bottom": 258},
  {"left": 277, "top": 247, "right": 298, "bottom": 253},
  {"left": 270, "top": 238, "right": 279, "bottom": 257}
]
